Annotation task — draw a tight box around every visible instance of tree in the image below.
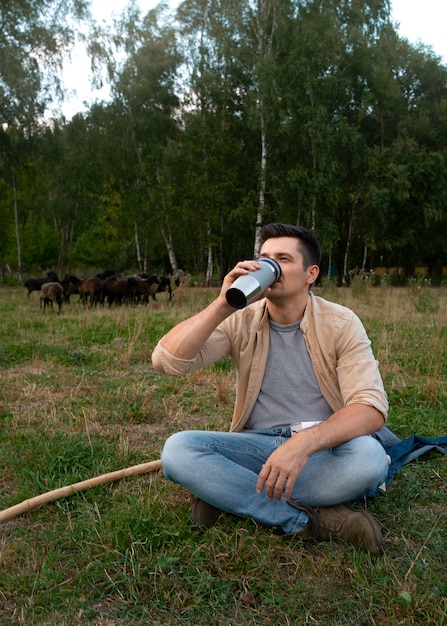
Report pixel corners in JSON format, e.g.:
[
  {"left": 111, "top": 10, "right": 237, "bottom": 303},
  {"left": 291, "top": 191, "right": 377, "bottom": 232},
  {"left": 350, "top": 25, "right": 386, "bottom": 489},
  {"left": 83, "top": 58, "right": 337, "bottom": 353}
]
[
  {"left": 174, "top": 0, "right": 250, "bottom": 280},
  {"left": 0, "top": 0, "right": 93, "bottom": 279},
  {"left": 110, "top": 4, "right": 182, "bottom": 274},
  {"left": 1, "top": 0, "right": 447, "bottom": 281},
  {"left": 0, "top": 0, "right": 91, "bottom": 127},
  {"left": 244, "top": 0, "right": 294, "bottom": 255}
]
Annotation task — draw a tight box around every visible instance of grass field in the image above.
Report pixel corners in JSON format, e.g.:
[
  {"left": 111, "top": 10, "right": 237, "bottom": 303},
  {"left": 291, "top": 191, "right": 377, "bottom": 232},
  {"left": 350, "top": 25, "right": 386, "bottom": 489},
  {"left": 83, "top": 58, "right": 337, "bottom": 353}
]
[{"left": 0, "top": 281, "right": 446, "bottom": 625}]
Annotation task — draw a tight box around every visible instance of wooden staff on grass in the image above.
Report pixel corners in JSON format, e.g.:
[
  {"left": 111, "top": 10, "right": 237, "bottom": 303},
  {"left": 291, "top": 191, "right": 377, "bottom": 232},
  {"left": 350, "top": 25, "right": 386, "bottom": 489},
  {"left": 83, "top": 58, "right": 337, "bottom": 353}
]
[{"left": 0, "top": 459, "right": 163, "bottom": 524}]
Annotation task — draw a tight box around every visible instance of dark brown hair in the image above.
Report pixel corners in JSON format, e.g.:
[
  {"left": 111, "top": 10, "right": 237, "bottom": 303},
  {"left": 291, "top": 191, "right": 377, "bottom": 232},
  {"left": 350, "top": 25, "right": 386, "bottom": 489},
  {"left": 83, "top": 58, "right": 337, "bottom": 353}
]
[{"left": 259, "top": 223, "right": 321, "bottom": 268}]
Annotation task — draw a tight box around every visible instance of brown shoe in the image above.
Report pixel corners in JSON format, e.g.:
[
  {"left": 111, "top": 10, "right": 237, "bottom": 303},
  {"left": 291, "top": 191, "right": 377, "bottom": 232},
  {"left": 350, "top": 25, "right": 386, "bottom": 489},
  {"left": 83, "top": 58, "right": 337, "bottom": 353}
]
[
  {"left": 287, "top": 501, "right": 384, "bottom": 554},
  {"left": 317, "top": 504, "right": 384, "bottom": 554},
  {"left": 191, "top": 497, "right": 222, "bottom": 528}
]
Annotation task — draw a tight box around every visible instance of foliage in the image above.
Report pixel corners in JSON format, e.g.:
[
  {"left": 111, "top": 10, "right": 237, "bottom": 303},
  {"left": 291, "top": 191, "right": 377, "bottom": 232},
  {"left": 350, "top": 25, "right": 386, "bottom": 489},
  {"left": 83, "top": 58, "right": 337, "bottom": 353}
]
[
  {"left": 1, "top": 1, "right": 447, "bottom": 283},
  {"left": 0, "top": 0, "right": 91, "bottom": 127}
]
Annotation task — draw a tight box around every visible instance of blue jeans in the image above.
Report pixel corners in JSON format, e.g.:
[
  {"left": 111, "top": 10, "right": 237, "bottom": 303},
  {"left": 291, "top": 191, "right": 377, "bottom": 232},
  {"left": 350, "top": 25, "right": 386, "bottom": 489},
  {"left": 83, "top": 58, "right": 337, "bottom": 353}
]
[{"left": 161, "top": 429, "right": 390, "bottom": 534}]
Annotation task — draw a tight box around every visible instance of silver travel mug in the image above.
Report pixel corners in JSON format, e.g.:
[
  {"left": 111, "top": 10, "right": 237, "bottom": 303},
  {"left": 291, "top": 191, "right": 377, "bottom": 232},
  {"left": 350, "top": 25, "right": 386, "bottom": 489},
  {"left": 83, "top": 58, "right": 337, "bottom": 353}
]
[{"left": 226, "top": 258, "right": 282, "bottom": 309}]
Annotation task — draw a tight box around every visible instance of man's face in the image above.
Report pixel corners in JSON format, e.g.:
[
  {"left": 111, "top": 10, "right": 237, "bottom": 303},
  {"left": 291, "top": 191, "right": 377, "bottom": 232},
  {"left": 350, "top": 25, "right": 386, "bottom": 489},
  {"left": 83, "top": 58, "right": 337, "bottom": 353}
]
[{"left": 259, "top": 236, "right": 318, "bottom": 299}]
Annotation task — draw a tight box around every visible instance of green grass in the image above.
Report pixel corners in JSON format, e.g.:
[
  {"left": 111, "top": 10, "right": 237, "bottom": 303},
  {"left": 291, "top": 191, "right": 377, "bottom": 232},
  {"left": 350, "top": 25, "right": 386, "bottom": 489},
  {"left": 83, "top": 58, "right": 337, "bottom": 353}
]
[{"left": 0, "top": 284, "right": 446, "bottom": 625}]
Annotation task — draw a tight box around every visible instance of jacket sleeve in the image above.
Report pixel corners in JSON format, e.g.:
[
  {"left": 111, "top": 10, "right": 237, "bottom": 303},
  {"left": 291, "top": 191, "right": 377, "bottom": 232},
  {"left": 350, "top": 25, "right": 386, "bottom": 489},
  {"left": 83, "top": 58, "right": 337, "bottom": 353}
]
[
  {"left": 151, "top": 325, "right": 233, "bottom": 376},
  {"left": 335, "top": 312, "right": 388, "bottom": 420}
]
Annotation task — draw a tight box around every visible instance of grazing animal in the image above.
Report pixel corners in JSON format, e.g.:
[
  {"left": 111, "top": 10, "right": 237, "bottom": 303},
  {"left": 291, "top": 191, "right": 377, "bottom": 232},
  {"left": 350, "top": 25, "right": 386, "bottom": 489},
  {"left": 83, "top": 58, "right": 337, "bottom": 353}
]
[
  {"left": 95, "top": 269, "right": 117, "bottom": 280},
  {"left": 103, "top": 275, "right": 130, "bottom": 306},
  {"left": 40, "top": 282, "right": 64, "bottom": 314},
  {"left": 145, "top": 274, "right": 171, "bottom": 301},
  {"left": 25, "top": 271, "right": 59, "bottom": 297},
  {"left": 130, "top": 274, "right": 160, "bottom": 304},
  {"left": 78, "top": 277, "right": 105, "bottom": 307},
  {"left": 122, "top": 275, "right": 147, "bottom": 305},
  {"left": 155, "top": 275, "right": 172, "bottom": 300},
  {"left": 61, "top": 273, "right": 82, "bottom": 304},
  {"left": 103, "top": 275, "right": 161, "bottom": 306}
]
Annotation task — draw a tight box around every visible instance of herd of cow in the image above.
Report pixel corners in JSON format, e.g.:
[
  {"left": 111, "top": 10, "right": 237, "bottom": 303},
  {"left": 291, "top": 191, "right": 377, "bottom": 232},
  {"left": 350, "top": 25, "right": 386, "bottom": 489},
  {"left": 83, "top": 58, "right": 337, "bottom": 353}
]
[{"left": 25, "top": 270, "right": 173, "bottom": 314}]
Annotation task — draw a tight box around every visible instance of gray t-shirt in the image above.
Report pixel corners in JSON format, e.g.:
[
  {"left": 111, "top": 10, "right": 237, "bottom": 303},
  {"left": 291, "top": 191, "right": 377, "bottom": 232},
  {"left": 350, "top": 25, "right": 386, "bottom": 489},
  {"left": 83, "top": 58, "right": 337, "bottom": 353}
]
[{"left": 245, "top": 319, "right": 333, "bottom": 430}]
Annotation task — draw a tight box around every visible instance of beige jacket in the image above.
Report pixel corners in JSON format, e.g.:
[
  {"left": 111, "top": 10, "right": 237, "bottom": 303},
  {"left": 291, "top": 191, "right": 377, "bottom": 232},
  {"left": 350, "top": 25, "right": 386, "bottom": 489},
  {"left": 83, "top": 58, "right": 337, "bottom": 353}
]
[{"left": 151, "top": 292, "right": 388, "bottom": 432}]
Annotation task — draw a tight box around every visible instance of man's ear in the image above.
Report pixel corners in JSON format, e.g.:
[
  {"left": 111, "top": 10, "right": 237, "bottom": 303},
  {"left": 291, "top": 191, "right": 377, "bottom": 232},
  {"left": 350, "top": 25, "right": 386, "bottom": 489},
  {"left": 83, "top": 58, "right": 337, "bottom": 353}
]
[{"left": 307, "top": 265, "right": 320, "bottom": 285}]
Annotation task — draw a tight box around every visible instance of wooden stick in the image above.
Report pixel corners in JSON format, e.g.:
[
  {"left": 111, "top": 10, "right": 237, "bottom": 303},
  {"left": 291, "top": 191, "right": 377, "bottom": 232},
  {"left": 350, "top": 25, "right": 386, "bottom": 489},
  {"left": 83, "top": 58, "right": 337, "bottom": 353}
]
[{"left": 0, "top": 459, "right": 162, "bottom": 524}]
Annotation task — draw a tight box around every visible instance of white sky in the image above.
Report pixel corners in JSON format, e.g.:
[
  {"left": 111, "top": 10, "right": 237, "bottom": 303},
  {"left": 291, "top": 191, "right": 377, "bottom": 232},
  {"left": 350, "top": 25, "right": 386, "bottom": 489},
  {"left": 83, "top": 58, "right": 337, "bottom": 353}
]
[
  {"left": 57, "top": 0, "right": 447, "bottom": 119},
  {"left": 391, "top": 0, "right": 447, "bottom": 60}
]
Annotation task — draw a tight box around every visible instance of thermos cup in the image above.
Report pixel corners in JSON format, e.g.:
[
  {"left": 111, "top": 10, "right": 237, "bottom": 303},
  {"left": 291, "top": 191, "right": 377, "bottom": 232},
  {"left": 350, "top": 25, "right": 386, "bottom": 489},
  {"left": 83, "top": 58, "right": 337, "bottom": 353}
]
[{"left": 226, "top": 257, "right": 282, "bottom": 309}]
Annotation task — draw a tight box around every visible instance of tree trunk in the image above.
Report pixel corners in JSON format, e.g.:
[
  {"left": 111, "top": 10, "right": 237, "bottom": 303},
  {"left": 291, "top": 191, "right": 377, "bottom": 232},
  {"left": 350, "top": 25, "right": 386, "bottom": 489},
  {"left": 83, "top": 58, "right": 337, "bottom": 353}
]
[
  {"left": 205, "top": 246, "right": 213, "bottom": 287},
  {"left": 252, "top": 0, "right": 278, "bottom": 258},
  {"left": 67, "top": 215, "right": 76, "bottom": 273},
  {"left": 342, "top": 223, "right": 352, "bottom": 285},
  {"left": 254, "top": 109, "right": 267, "bottom": 258},
  {"left": 361, "top": 245, "right": 368, "bottom": 272},
  {"left": 135, "top": 221, "right": 142, "bottom": 273},
  {"left": 58, "top": 224, "right": 66, "bottom": 277},
  {"left": 12, "top": 172, "right": 22, "bottom": 282},
  {"left": 155, "top": 165, "right": 179, "bottom": 275}
]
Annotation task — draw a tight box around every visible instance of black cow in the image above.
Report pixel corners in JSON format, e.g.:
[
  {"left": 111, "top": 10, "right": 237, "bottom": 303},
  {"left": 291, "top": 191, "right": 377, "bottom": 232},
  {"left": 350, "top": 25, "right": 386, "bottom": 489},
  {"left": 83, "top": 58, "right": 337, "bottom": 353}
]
[
  {"left": 25, "top": 271, "right": 60, "bottom": 297},
  {"left": 61, "top": 274, "right": 83, "bottom": 304},
  {"left": 145, "top": 275, "right": 172, "bottom": 301}
]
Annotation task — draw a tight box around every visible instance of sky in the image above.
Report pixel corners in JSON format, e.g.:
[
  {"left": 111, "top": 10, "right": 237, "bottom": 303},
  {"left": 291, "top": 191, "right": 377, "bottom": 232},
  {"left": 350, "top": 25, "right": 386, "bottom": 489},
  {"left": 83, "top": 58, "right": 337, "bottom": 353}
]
[{"left": 57, "top": 0, "right": 447, "bottom": 119}]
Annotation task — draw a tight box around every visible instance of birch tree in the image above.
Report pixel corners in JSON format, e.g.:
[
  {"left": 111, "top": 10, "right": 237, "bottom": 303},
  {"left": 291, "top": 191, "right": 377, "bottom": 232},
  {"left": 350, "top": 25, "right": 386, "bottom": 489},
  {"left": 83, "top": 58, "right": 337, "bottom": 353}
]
[{"left": 111, "top": 5, "right": 181, "bottom": 273}]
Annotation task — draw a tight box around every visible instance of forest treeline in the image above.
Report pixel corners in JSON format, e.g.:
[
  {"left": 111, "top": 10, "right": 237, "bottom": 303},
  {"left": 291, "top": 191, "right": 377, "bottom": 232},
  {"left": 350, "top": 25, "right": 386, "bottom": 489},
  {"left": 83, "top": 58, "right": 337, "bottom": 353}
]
[{"left": 1, "top": 0, "right": 447, "bottom": 286}]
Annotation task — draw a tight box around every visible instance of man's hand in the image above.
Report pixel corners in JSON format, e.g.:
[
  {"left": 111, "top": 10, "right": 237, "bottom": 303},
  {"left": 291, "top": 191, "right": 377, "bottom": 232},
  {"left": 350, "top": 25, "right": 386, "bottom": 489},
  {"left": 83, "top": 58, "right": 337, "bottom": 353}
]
[
  {"left": 256, "top": 435, "right": 310, "bottom": 501},
  {"left": 255, "top": 405, "right": 385, "bottom": 501},
  {"left": 219, "top": 260, "right": 262, "bottom": 297}
]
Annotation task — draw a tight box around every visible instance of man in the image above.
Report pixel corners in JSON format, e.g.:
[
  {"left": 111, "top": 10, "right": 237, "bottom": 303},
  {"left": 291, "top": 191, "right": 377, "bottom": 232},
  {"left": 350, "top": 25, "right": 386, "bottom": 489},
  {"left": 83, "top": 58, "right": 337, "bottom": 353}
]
[{"left": 152, "top": 223, "right": 389, "bottom": 554}]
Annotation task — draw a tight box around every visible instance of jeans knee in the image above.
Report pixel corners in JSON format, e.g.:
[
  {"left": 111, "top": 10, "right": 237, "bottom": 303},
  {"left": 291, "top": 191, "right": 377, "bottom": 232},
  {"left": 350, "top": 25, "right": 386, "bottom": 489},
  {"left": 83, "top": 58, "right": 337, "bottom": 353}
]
[
  {"left": 354, "top": 436, "right": 389, "bottom": 482},
  {"left": 161, "top": 430, "right": 201, "bottom": 481},
  {"left": 161, "top": 431, "right": 185, "bottom": 479}
]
